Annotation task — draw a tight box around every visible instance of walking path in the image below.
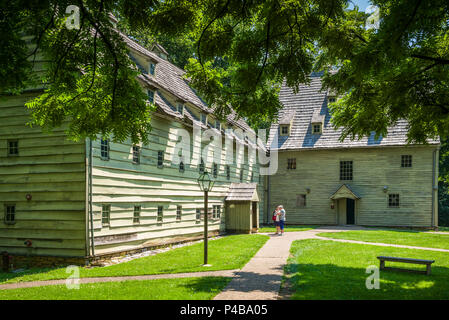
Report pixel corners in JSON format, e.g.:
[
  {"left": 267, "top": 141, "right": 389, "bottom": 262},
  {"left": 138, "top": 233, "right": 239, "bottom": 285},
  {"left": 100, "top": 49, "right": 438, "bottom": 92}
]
[{"left": 2, "top": 226, "right": 449, "bottom": 297}]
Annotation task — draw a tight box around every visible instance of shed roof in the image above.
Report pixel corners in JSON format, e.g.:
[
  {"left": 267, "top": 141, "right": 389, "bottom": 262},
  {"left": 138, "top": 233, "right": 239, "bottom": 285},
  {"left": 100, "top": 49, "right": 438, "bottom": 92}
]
[
  {"left": 226, "top": 183, "right": 259, "bottom": 202},
  {"left": 267, "top": 73, "right": 440, "bottom": 150}
]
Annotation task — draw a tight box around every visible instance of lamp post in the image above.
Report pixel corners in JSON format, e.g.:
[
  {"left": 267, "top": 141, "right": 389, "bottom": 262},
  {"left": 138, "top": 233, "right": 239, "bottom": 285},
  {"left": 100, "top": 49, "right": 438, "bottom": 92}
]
[{"left": 197, "top": 171, "right": 215, "bottom": 266}]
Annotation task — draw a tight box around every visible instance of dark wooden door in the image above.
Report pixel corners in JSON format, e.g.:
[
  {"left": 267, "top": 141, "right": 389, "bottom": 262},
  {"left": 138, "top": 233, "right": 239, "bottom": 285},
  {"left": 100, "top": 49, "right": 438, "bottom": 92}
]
[
  {"left": 252, "top": 202, "right": 258, "bottom": 228},
  {"left": 346, "top": 198, "right": 355, "bottom": 225}
]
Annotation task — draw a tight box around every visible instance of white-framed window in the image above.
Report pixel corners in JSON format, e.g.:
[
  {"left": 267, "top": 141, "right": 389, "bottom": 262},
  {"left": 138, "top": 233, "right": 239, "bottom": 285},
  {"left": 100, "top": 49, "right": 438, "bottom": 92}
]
[
  {"left": 226, "top": 165, "right": 230, "bottom": 180},
  {"left": 213, "top": 162, "right": 218, "bottom": 178},
  {"left": 4, "top": 204, "right": 16, "bottom": 225},
  {"left": 176, "top": 205, "right": 182, "bottom": 221},
  {"left": 240, "top": 168, "right": 244, "bottom": 182},
  {"left": 7, "top": 140, "right": 19, "bottom": 156},
  {"left": 280, "top": 125, "right": 289, "bottom": 136},
  {"left": 213, "top": 205, "right": 221, "bottom": 219},
  {"left": 312, "top": 123, "right": 322, "bottom": 134},
  {"left": 133, "top": 205, "right": 141, "bottom": 224},
  {"left": 149, "top": 62, "right": 156, "bottom": 76},
  {"left": 157, "top": 150, "right": 164, "bottom": 168},
  {"left": 340, "top": 161, "right": 353, "bottom": 181},
  {"left": 102, "top": 204, "right": 111, "bottom": 227},
  {"left": 132, "top": 145, "right": 141, "bottom": 164},
  {"left": 287, "top": 158, "right": 296, "bottom": 170},
  {"left": 147, "top": 89, "right": 155, "bottom": 103},
  {"left": 177, "top": 103, "right": 184, "bottom": 115},
  {"left": 100, "top": 139, "right": 109, "bottom": 160},
  {"left": 201, "top": 113, "right": 207, "bottom": 125},
  {"left": 401, "top": 155, "right": 412, "bottom": 168}
]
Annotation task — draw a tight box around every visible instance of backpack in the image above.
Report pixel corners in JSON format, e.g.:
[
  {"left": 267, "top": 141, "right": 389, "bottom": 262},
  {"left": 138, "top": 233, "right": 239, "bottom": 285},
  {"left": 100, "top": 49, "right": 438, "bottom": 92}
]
[{"left": 272, "top": 211, "right": 277, "bottom": 222}]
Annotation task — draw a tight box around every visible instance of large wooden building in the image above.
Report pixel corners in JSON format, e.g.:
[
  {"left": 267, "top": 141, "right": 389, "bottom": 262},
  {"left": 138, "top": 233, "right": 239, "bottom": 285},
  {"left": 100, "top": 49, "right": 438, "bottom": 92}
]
[
  {"left": 266, "top": 73, "right": 440, "bottom": 228},
  {"left": 0, "top": 32, "right": 265, "bottom": 268}
]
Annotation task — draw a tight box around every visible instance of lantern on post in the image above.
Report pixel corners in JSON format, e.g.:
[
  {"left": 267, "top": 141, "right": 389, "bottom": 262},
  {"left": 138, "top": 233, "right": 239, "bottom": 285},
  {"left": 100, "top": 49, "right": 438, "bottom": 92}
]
[{"left": 197, "top": 171, "right": 215, "bottom": 266}]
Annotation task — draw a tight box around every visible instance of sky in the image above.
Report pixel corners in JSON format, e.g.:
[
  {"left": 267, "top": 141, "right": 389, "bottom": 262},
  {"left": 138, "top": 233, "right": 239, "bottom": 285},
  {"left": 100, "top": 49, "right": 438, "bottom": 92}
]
[{"left": 347, "top": 0, "right": 372, "bottom": 12}]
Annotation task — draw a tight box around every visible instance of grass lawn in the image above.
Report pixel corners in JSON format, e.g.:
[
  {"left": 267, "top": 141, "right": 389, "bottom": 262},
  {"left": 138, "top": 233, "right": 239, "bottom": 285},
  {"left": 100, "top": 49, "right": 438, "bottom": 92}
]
[
  {"left": 0, "top": 234, "right": 268, "bottom": 284},
  {"left": 259, "top": 225, "right": 318, "bottom": 233},
  {"left": 0, "top": 277, "right": 230, "bottom": 300},
  {"left": 285, "top": 239, "right": 449, "bottom": 299},
  {"left": 317, "top": 229, "right": 449, "bottom": 250}
]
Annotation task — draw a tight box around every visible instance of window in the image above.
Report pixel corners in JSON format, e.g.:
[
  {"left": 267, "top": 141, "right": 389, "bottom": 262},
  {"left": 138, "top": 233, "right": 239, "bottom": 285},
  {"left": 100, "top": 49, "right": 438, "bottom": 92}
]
[
  {"left": 157, "top": 206, "right": 163, "bottom": 222},
  {"left": 287, "top": 158, "right": 296, "bottom": 170},
  {"left": 102, "top": 204, "right": 110, "bottom": 227},
  {"left": 280, "top": 125, "right": 289, "bottom": 136},
  {"left": 312, "top": 123, "right": 322, "bottom": 134},
  {"left": 250, "top": 171, "right": 254, "bottom": 182},
  {"left": 401, "top": 155, "right": 412, "bottom": 168},
  {"left": 213, "top": 162, "right": 218, "bottom": 178},
  {"left": 340, "top": 161, "right": 353, "bottom": 181},
  {"left": 199, "top": 158, "right": 205, "bottom": 173},
  {"left": 296, "top": 195, "right": 306, "bottom": 208},
  {"left": 177, "top": 103, "right": 184, "bottom": 115},
  {"left": 215, "top": 120, "right": 221, "bottom": 130},
  {"left": 157, "top": 150, "right": 164, "bottom": 168},
  {"left": 100, "top": 139, "right": 109, "bottom": 160},
  {"left": 213, "top": 205, "right": 221, "bottom": 219},
  {"left": 388, "top": 194, "right": 400, "bottom": 208},
  {"left": 147, "top": 89, "right": 155, "bottom": 103},
  {"left": 4, "top": 205, "right": 16, "bottom": 225},
  {"left": 179, "top": 160, "right": 185, "bottom": 173},
  {"left": 176, "top": 205, "right": 182, "bottom": 221},
  {"left": 196, "top": 208, "right": 201, "bottom": 221},
  {"left": 328, "top": 97, "right": 336, "bottom": 103},
  {"left": 7, "top": 140, "right": 18, "bottom": 156},
  {"left": 201, "top": 113, "right": 207, "bottom": 125},
  {"left": 149, "top": 62, "right": 156, "bottom": 75},
  {"left": 240, "top": 169, "right": 244, "bottom": 182},
  {"left": 132, "top": 145, "right": 140, "bottom": 164},
  {"left": 226, "top": 165, "right": 230, "bottom": 180},
  {"left": 133, "top": 206, "right": 141, "bottom": 224}
]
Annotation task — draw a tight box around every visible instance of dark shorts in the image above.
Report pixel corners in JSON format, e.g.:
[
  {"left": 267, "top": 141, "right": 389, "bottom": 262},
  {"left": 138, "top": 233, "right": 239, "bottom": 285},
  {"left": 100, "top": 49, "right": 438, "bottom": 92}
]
[
  {"left": 279, "top": 220, "right": 285, "bottom": 230},
  {"left": 274, "top": 221, "right": 280, "bottom": 227}
]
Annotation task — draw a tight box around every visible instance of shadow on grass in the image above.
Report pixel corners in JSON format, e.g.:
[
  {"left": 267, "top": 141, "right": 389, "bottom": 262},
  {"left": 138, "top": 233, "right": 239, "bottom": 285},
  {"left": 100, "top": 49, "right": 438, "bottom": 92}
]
[
  {"left": 283, "top": 262, "right": 449, "bottom": 300},
  {"left": 0, "top": 266, "right": 64, "bottom": 284}
]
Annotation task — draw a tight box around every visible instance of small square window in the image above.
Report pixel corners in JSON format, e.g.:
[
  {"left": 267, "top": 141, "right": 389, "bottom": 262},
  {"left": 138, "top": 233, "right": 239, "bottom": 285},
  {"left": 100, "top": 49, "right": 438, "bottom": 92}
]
[
  {"left": 340, "top": 161, "right": 353, "bottom": 181},
  {"left": 7, "top": 140, "right": 19, "bottom": 156},
  {"left": 100, "top": 139, "right": 109, "bottom": 160},
  {"left": 149, "top": 63, "right": 156, "bottom": 75},
  {"left": 148, "top": 90, "right": 155, "bottom": 103},
  {"left": 280, "top": 125, "right": 289, "bottom": 135},
  {"left": 132, "top": 145, "right": 141, "bottom": 164},
  {"left": 133, "top": 206, "right": 141, "bottom": 224},
  {"left": 296, "top": 195, "right": 306, "bottom": 208},
  {"left": 388, "top": 194, "right": 400, "bottom": 208},
  {"left": 4, "top": 205, "right": 16, "bottom": 225},
  {"left": 213, "top": 163, "right": 218, "bottom": 178},
  {"left": 157, "top": 206, "right": 163, "bottom": 223},
  {"left": 312, "top": 123, "right": 322, "bottom": 134},
  {"left": 176, "top": 205, "right": 182, "bottom": 221},
  {"left": 157, "top": 150, "right": 164, "bottom": 168},
  {"left": 287, "top": 158, "right": 296, "bottom": 170},
  {"left": 401, "top": 155, "right": 412, "bottom": 168},
  {"left": 226, "top": 165, "right": 230, "bottom": 180},
  {"left": 102, "top": 204, "right": 110, "bottom": 227}
]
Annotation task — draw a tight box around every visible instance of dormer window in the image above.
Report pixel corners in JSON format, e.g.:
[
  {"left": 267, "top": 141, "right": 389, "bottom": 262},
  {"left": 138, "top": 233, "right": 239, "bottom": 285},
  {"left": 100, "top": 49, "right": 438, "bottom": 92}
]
[
  {"left": 312, "top": 123, "right": 322, "bottom": 134},
  {"left": 147, "top": 89, "right": 155, "bottom": 103},
  {"left": 149, "top": 62, "right": 156, "bottom": 76},
  {"left": 280, "top": 125, "right": 289, "bottom": 136},
  {"left": 201, "top": 113, "right": 207, "bottom": 125},
  {"left": 177, "top": 103, "right": 184, "bottom": 115}
]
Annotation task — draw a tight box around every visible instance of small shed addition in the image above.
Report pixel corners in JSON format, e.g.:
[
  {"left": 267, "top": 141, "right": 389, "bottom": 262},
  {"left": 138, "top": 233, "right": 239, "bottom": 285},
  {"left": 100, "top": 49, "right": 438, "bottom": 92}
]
[{"left": 225, "top": 183, "right": 260, "bottom": 233}]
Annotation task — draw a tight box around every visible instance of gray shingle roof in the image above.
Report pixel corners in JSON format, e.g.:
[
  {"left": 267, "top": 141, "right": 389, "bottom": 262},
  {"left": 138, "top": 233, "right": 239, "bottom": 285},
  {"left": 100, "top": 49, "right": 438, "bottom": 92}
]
[
  {"left": 268, "top": 74, "right": 439, "bottom": 150},
  {"left": 226, "top": 183, "right": 259, "bottom": 201}
]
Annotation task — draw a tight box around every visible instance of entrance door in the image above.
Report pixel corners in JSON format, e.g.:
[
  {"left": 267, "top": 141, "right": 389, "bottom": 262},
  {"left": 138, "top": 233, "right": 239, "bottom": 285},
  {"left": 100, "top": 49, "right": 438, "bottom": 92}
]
[
  {"left": 346, "top": 198, "right": 355, "bottom": 225},
  {"left": 252, "top": 202, "right": 258, "bottom": 229}
]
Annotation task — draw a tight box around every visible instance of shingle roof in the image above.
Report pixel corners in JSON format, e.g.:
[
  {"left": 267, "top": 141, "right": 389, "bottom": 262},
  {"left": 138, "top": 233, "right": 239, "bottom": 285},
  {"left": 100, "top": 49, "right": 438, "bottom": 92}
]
[
  {"left": 225, "top": 183, "right": 259, "bottom": 201},
  {"left": 268, "top": 74, "right": 440, "bottom": 150}
]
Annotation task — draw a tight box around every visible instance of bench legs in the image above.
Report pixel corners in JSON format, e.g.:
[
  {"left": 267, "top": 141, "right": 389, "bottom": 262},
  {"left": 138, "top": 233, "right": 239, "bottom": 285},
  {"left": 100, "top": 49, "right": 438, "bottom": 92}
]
[{"left": 426, "top": 264, "right": 432, "bottom": 276}]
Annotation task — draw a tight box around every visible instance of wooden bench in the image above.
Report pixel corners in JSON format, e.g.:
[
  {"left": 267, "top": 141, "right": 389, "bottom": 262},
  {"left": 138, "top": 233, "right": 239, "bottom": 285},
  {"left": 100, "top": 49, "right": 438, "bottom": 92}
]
[{"left": 377, "top": 256, "right": 435, "bottom": 275}]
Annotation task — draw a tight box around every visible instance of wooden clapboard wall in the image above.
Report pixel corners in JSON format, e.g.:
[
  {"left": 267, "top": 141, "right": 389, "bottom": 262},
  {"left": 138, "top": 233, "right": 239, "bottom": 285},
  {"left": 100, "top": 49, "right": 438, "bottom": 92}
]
[
  {"left": 90, "top": 106, "right": 262, "bottom": 255},
  {"left": 269, "top": 146, "right": 437, "bottom": 227},
  {"left": 0, "top": 93, "right": 87, "bottom": 257}
]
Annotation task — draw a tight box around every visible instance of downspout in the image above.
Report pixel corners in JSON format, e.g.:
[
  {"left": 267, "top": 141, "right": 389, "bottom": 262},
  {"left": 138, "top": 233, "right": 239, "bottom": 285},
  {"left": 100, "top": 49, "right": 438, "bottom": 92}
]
[
  {"left": 431, "top": 146, "right": 440, "bottom": 229},
  {"left": 89, "top": 139, "right": 95, "bottom": 256}
]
